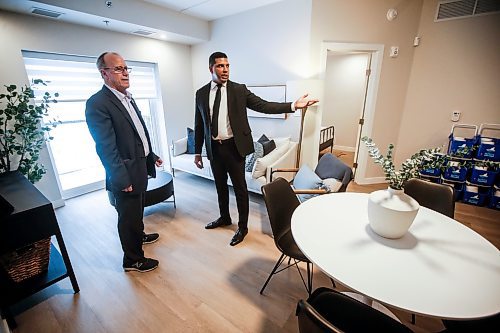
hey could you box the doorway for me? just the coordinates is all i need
[319,42,384,184]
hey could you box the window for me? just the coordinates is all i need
[22,51,166,198]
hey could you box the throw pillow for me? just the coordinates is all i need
[321,178,342,193]
[273,136,291,148]
[252,142,290,179]
[293,164,323,202]
[257,134,276,156]
[245,141,264,172]
[186,127,195,154]
[261,140,276,156]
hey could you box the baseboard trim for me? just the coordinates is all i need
[333,145,355,152]
[355,177,387,185]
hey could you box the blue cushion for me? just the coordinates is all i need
[187,127,195,154]
[293,164,323,202]
[245,142,264,172]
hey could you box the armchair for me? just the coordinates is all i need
[271,153,353,201]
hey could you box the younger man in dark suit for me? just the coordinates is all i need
[86,52,163,272]
[194,51,317,246]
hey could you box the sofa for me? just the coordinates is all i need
[170,136,298,194]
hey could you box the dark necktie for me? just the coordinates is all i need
[211,84,222,137]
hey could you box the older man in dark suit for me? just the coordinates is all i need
[86,52,162,272]
[194,51,318,246]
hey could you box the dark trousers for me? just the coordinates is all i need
[114,191,145,265]
[210,138,249,229]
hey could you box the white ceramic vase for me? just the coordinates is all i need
[367,187,420,239]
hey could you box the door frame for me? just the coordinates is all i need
[318,42,384,185]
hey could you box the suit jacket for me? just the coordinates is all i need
[85,85,158,194]
[194,80,292,160]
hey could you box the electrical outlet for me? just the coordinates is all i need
[451,110,461,122]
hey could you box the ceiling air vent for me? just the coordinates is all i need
[132,30,155,36]
[31,7,63,18]
[435,0,500,21]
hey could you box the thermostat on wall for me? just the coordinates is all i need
[390,46,399,58]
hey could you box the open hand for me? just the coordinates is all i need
[294,93,319,109]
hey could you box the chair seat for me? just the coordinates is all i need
[277,229,309,262]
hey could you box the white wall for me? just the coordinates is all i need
[310,0,423,179]
[190,0,313,142]
[0,10,194,204]
[397,0,500,160]
[323,52,369,150]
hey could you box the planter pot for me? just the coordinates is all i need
[367,187,420,239]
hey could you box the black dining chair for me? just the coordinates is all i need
[296,287,414,333]
[404,178,455,324]
[441,312,500,333]
[404,178,455,218]
[260,177,313,296]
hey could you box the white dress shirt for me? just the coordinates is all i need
[210,81,233,140]
[105,84,150,156]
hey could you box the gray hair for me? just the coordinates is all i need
[96,52,121,69]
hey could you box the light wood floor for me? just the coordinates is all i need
[6,171,499,333]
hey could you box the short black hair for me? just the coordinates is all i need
[209,52,228,67]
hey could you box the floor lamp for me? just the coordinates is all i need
[296,107,307,168]
[286,79,324,169]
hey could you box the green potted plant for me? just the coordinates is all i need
[0,79,59,183]
[361,137,445,190]
[361,136,448,238]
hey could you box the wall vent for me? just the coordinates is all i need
[31,7,63,18]
[132,30,155,36]
[435,0,500,21]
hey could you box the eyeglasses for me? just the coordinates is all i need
[101,66,132,74]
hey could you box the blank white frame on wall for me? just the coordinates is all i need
[246,85,287,119]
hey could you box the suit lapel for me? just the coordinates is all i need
[101,86,147,145]
[202,82,211,122]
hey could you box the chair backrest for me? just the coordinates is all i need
[404,178,455,218]
[296,287,413,333]
[261,177,300,247]
[315,153,353,192]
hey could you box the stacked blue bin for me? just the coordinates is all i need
[461,124,499,209]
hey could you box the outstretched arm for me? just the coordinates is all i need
[294,93,319,109]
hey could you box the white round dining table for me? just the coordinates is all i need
[291,192,500,320]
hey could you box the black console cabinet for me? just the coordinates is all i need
[0,171,79,328]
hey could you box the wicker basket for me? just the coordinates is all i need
[0,238,51,283]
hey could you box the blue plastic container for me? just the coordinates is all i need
[462,183,490,206]
[448,138,475,158]
[488,186,500,210]
[443,166,468,182]
[419,174,441,184]
[469,167,499,186]
[441,179,464,202]
[420,168,442,177]
[475,138,499,161]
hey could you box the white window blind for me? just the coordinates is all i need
[22,51,158,101]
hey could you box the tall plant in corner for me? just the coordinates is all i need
[0,79,59,183]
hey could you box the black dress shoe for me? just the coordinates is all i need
[205,218,232,229]
[230,228,248,246]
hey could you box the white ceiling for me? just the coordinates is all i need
[143,0,285,20]
[0,0,285,44]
